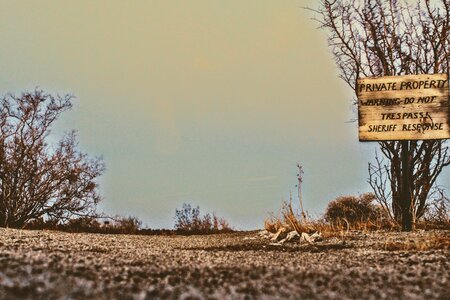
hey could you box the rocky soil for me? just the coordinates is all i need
[0,228,448,299]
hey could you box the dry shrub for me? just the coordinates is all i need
[24,215,143,234]
[174,203,232,234]
[0,90,105,229]
[24,217,59,231]
[26,216,102,233]
[324,193,392,229]
[67,215,142,234]
[383,234,450,251]
[422,188,450,229]
[265,193,397,238]
[111,216,142,234]
[66,216,102,233]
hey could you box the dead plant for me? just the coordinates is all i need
[382,234,450,251]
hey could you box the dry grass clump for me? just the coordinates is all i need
[265,195,397,238]
[327,217,398,232]
[382,234,450,251]
[265,200,342,238]
[264,213,284,233]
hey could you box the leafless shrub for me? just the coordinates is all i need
[65,216,102,233]
[23,217,59,230]
[0,90,105,228]
[174,203,232,234]
[111,215,143,234]
[422,187,450,228]
[24,214,143,234]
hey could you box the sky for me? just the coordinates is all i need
[0,0,447,229]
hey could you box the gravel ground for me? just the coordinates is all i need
[0,228,448,299]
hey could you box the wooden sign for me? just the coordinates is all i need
[357,73,449,141]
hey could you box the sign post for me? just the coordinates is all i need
[357,73,449,231]
[400,140,412,231]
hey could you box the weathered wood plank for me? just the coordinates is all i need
[357,73,449,141]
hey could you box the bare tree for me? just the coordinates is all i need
[313,0,450,230]
[0,90,105,228]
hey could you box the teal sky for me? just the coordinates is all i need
[1,0,447,229]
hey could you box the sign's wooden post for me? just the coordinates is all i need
[400,140,412,231]
[357,73,449,231]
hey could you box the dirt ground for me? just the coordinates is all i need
[0,228,448,299]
